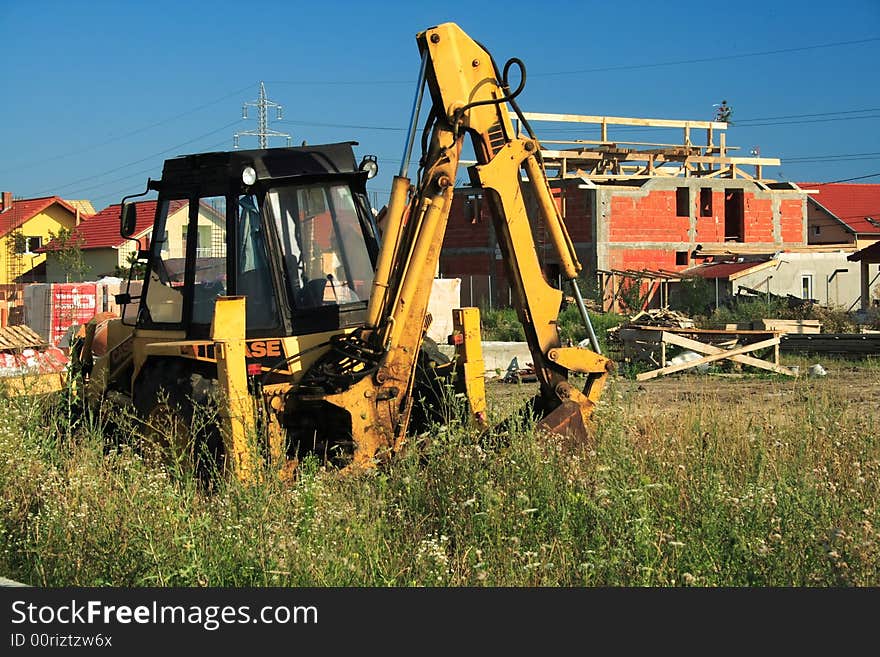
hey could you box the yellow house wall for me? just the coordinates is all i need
[45,248,121,282]
[0,205,77,286]
[161,205,225,259]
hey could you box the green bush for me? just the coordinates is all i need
[480,306,626,353]
[694,297,863,333]
[480,308,525,341]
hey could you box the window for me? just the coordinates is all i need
[267,182,374,309]
[236,195,279,330]
[466,194,482,224]
[191,197,227,325]
[676,251,689,266]
[676,187,690,217]
[699,188,712,217]
[813,225,821,236]
[801,274,814,300]
[140,197,228,327]
[196,225,213,257]
[724,189,744,242]
[14,235,42,254]
[142,201,190,325]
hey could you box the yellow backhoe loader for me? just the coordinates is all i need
[76,22,614,481]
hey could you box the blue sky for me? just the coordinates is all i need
[1,0,879,212]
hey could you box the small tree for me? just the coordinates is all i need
[676,276,715,317]
[47,227,91,283]
[113,250,146,279]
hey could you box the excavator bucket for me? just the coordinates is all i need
[535,400,594,449]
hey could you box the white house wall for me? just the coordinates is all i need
[734,251,880,309]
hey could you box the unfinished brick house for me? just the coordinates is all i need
[437,112,810,311]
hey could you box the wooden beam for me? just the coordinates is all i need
[687,155,781,166]
[635,335,784,381]
[522,111,727,131]
[658,331,795,376]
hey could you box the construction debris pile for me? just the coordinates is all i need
[0,325,68,394]
[606,308,695,353]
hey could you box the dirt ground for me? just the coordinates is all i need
[485,358,880,424]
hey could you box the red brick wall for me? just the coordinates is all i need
[441,183,807,308]
[779,198,805,242]
[553,187,592,242]
[744,196,774,242]
[442,194,491,250]
[607,248,679,272]
[695,190,724,242]
[608,191,690,242]
[439,253,491,275]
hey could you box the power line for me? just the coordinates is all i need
[260,38,880,84]
[533,36,880,77]
[816,172,880,184]
[278,119,405,132]
[265,78,413,87]
[0,84,254,175]
[88,138,237,206]
[733,114,880,128]
[735,108,880,122]
[277,114,877,136]
[783,152,880,163]
[29,120,244,197]
[5,35,877,184]
[271,106,880,136]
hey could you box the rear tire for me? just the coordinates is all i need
[408,337,458,434]
[133,360,224,481]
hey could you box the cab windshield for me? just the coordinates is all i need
[265,182,374,310]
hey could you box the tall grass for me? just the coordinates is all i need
[0,368,877,587]
[481,306,626,352]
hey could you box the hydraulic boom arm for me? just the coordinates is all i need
[294,22,614,467]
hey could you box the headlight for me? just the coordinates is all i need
[359,155,378,179]
[242,166,257,186]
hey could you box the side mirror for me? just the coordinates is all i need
[120,203,138,238]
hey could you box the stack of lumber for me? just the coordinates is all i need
[626,308,695,329]
[0,325,48,351]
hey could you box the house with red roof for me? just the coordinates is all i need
[0,192,86,293]
[43,198,225,283]
[800,182,880,249]
[43,201,156,283]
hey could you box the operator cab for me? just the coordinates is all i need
[119,142,381,339]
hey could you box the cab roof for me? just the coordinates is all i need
[157,142,361,193]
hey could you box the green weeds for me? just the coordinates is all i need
[0,366,877,586]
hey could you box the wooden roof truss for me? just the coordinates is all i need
[518,112,781,182]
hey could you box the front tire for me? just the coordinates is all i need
[133,359,224,481]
